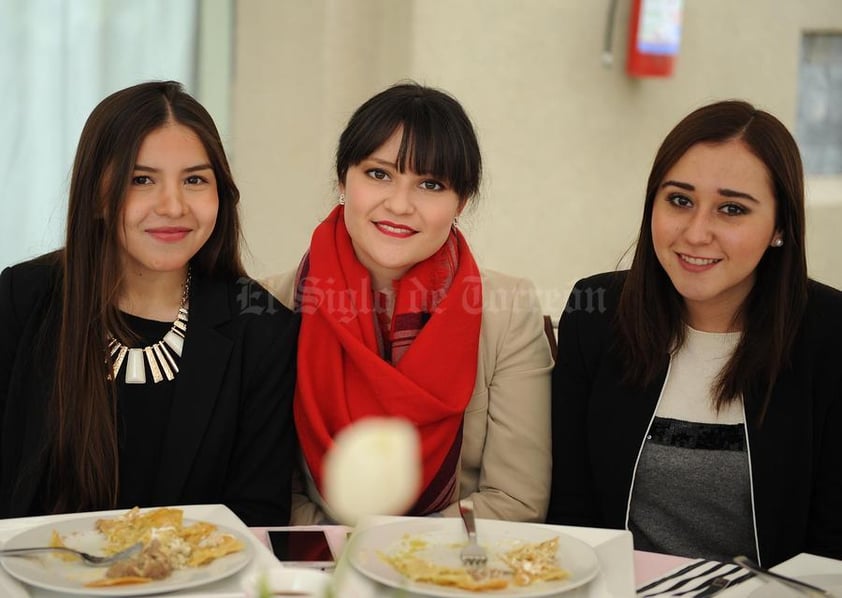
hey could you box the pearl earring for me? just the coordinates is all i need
[772,238,783,247]
[338,193,345,205]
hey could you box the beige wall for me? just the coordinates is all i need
[230,0,842,318]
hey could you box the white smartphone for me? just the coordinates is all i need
[267,530,335,569]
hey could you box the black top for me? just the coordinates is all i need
[115,314,176,509]
[0,254,300,525]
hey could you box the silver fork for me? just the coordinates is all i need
[733,555,836,597]
[0,542,142,567]
[458,499,487,569]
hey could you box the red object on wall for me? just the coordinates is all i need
[626,0,684,78]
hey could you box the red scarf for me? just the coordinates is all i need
[294,206,482,515]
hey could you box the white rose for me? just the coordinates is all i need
[322,417,422,525]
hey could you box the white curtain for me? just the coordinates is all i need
[0,0,198,269]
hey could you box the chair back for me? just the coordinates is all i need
[543,315,558,362]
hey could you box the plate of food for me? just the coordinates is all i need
[347,518,600,596]
[0,506,253,596]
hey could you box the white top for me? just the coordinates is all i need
[656,326,743,423]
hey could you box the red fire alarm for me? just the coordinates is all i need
[626,0,684,78]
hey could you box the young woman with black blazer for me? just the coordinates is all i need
[548,100,842,567]
[0,81,299,525]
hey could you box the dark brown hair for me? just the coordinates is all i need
[617,100,807,419]
[47,80,244,512]
[336,81,482,205]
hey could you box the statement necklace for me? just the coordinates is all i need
[107,269,190,384]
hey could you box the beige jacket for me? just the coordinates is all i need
[263,268,553,523]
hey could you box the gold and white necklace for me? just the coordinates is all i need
[107,269,190,384]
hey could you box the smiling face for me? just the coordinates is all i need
[651,139,781,331]
[341,127,463,289]
[118,123,219,280]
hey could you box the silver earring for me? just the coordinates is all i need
[772,238,783,247]
[338,193,345,205]
[453,217,459,227]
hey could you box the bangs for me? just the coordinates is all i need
[336,83,481,200]
[395,113,474,198]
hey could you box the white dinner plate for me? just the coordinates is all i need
[0,512,253,596]
[745,573,842,597]
[348,518,600,596]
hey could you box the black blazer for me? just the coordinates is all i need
[0,255,300,526]
[548,271,842,567]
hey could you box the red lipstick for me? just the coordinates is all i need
[374,220,417,238]
[147,227,190,242]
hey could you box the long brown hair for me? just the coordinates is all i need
[617,100,807,420]
[47,80,244,512]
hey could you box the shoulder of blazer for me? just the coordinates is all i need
[479,268,534,296]
[805,279,842,325]
[189,273,298,332]
[478,268,542,333]
[793,279,842,359]
[1,252,62,321]
[559,271,626,351]
[568,271,626,309]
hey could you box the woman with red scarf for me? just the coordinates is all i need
[267,82,553,523]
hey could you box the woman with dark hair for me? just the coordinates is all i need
[0,80,299,525]
[267,82,553,523]
[547,99,842,566]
